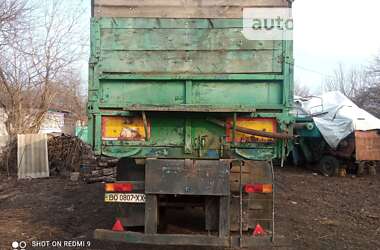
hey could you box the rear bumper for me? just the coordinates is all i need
[94,229,273,248]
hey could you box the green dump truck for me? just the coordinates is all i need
[88,0,294,247]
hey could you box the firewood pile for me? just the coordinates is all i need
[79,156,118,183]
[0,134,118,182]
[0,137,17,175]
[48,134,94,175]
[48,134,118,183]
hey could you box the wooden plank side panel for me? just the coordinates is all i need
[94,230,229,246]
[95,0,289,7]
[100,50,281,74]
[100,28,281,51]
[355,131,380,161]
[94,0,290,18]
[97,18,255,29]
[96,7,258,18]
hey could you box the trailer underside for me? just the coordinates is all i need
[94,158,275,248]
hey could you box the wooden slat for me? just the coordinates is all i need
[100,50,281,74]
[205,197,219,231]
[95,0,289,7]
[98,18,256,29]
[355,131,380,161]
[101,28,280,51]
[219,196,230,237]
[144,195,158,234]
[95,6,246,18]
[94,1,290,18]
[94,230,230,246]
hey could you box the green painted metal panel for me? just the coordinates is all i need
[100,81,185,105]
[88,17,294,160]
[99,74,285,81]
[99,80,282,107]
[149,116,185,146]
[100,50,281,74]
[191,81,283,106]
[75,126,88,143]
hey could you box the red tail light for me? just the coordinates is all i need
[244,184,273,193]
[105,183,133,192]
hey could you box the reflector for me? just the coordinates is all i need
[253,224,265,236]
[262,184,273,193]
[112,219,124,232]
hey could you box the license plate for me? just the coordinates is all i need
[104,193,146,203]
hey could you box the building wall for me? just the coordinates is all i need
[0,109,76,136]
[0,108,8,136]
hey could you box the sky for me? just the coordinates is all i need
[77,0,380,94]
[293,0,380,93]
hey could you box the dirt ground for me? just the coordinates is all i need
[0,166,379,250]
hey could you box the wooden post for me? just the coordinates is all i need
[219,195,230,238]
[145,194,158,234]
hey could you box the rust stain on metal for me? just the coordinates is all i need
[355,130,380,161]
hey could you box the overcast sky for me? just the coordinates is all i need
[293,0,380,93]
[78,0,380,94]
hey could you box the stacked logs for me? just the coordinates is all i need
[81,157,118,183]
[48,134,118,183]
[48,134,94,175]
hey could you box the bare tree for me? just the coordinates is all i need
[324,63,370,99]
[294,80,311,97]
[354,55,380,118]
[0,0,28,47]
[0,0,86,136]
[368,54,380,85]
[0,0,87,174]
[50,72,87,122]
[324,56,380,118]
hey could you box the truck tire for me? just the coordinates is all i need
[292,146,304,167]
[319,155,340,177]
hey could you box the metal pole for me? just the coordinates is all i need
[239,161,243,247]
[270,160,275,241]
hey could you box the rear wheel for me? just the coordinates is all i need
[319,155,340,177]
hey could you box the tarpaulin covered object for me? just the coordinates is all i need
[297,91,380,149]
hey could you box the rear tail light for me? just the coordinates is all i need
[105,183,133,192]
[244,184,273,193]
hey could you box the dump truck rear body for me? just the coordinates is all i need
[88,0,294,247]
